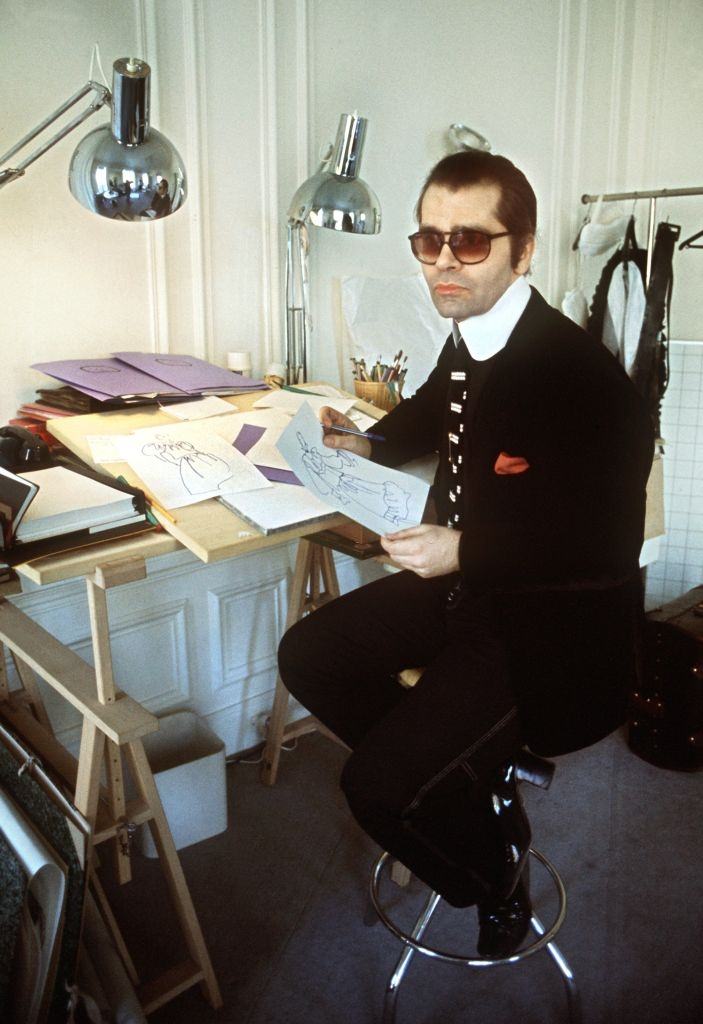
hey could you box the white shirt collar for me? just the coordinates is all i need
[452,275,531,361]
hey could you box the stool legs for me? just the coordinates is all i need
[372,849,581,1024]
[383,889,442,1024]
[531,911,582,1024]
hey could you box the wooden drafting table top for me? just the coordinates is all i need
[19,387,381,584]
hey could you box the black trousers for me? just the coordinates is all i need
[277,569,523,907]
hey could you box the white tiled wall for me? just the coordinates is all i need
[645,342,703,610]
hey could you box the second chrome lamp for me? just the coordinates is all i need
[285,112,381,384]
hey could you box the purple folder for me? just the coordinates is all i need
[32,358,189,400]
[113,352,266,394]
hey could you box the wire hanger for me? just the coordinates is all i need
[571,203,592,250]
[678,226,703,250]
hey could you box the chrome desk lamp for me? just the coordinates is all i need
[285,112,381,383]
[0,57,186,221]
[448,123,491,152]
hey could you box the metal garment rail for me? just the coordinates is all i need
[581,185,703,286]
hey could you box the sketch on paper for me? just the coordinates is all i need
[141,434,234,495]
[276,403,429,536]
[118,422,271,509]
[296,433,411,526]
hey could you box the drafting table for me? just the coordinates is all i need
[0,385,382,1013]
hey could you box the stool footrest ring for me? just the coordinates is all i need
[370,848,582,1024]
[370,848,566,966]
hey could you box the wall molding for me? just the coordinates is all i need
[257,0,282,369]
[605,0,629,190]
[135,0,170,353]
[181,0,214,360]
[545,0,588,303]
[207,576,286,692]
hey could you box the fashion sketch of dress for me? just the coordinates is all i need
[297,433,411,526]
[141,436,233,494]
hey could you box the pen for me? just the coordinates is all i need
[324,424,386,443]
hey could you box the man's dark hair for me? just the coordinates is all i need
[416,151,537,268]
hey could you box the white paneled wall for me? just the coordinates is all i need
[11,545,386,756]
[646,342,703,610]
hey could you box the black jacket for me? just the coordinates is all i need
[368,288,654,755]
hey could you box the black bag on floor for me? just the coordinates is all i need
[628,586,703,771]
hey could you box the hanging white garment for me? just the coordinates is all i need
[561,287,589,327]
[577,196,628,257]
[601,259,647,375]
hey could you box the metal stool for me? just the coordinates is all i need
[369,847,581,1024]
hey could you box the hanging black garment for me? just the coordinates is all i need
[588,217,679,436]
[630,221,680,435]
[587,216,648,366]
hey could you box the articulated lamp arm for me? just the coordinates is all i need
[0,80,110,189]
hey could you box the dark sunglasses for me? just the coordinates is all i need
[408,228,511,265]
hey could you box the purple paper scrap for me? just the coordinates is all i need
[233,423,265,455]
[232,424,301,485]
[256,466,302,485]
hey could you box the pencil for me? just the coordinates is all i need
[324,424,385,443]
[146,495,177,524]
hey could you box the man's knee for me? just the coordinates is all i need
[277,618,313,693]
[340,748,409,821]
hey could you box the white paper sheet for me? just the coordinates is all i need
[220,482,334,534]
[192,407,292,470]
[341,273,448,397]
[159,395,236,420]
[86,434,126,464]
[243,431,290,470]
[276,403,430,536]
[201,407,292,445]
[252,389,357,417]
[119,421,271,508]
[348,411,379,432]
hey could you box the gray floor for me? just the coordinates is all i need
[103,728,703,1024]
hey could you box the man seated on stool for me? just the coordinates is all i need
[278,150,653,958]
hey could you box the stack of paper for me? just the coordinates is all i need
[15,467,143,542]
[32,352,266,404]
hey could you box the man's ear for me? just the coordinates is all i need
[515,235,535,275]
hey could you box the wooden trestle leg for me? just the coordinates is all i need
[260,539,343,786]
[0,555,223,1014]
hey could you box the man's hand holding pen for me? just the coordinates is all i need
[320,406,373,459]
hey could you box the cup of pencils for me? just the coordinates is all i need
[351,352,407,412]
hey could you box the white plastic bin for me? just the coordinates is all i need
[137,710,227,858]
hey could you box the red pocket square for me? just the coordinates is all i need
[494,451,530,475]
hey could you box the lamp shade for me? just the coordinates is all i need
[69,58,186,221]
[287,113,381,234]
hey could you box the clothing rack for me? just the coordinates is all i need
[581,185,703,286]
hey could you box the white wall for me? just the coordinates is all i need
[2,0,702,751]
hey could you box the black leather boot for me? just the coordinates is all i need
[476,861,531,959]
[487,759,531,899]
